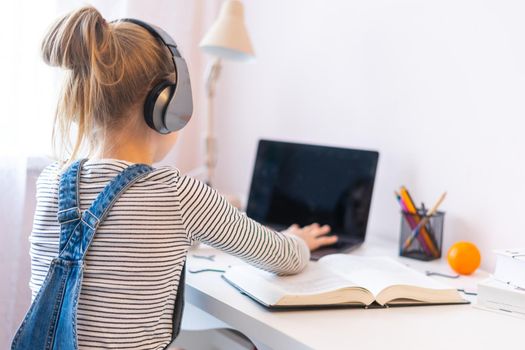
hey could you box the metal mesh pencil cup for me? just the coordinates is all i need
[399,211,444,261]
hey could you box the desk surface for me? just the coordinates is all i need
[183,237,523,350]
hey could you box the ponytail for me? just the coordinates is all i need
[41,6,175,167]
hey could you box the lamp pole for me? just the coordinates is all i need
[204,58,222,186]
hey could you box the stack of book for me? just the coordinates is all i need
[477,249,525,318]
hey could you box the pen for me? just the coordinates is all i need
[400,187,441,256]
[419,201,440,252]
[420,203,427,215]
[395,192,432,255]
[419,202,433,234]
[402,192,447,255]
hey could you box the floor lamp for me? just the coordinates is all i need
[199,0,255,186]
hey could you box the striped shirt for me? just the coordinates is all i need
[29,159,310,350]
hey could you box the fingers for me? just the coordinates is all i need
[312,224,331,237]
[285,222,337,251]
[304,223,320,231]
[311,235,338,251]
[318,235,338,245]
[303,223,331,237]
[300,223,335,251]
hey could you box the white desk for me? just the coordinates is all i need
[182,237,523,350]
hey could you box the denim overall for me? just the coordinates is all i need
[12,159,186,349]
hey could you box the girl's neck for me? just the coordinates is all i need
[92,126,155,165]
[92,146,154,165]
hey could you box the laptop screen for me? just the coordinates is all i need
[246,140,379,241]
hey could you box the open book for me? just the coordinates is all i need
[222,255,468,309]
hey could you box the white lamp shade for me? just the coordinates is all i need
[199,0,255,61]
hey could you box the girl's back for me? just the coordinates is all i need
[31,159,310,349]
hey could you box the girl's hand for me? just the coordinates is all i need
[284,223,338,251]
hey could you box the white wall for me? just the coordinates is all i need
[209,0,525,270]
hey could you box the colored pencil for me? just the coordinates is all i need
[399,186,441,257]
[395,192,432,255]
[402,192,447,255]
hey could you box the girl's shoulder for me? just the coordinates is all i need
[37,159,184,189]
[37,160,61,187]
[144,164,182,187]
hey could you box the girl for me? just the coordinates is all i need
[25,6,336,350]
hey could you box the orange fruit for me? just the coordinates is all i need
[447,241,481,275]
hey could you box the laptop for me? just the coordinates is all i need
[246,140,379,260]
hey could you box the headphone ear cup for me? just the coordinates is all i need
[144,80,175,134]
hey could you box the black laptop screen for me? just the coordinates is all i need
[246,140,379,240]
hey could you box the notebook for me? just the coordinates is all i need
[222,255,468,309]
[246,140,379,260]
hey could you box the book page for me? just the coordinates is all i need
[320,255,452,297]
[259,263,361,295]
[227,263,359,296]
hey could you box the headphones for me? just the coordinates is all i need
[117,18,193,134]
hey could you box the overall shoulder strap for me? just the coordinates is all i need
[58,163,153,261]
[57,159,88,252]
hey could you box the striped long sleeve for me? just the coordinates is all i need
[176,174,310,274]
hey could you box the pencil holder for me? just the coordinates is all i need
[399,211,444,261]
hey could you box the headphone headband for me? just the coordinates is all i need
[117,18,182,57]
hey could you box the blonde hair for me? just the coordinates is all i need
[41,6,175,167]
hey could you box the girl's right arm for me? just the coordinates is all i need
[176,175,311,275]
